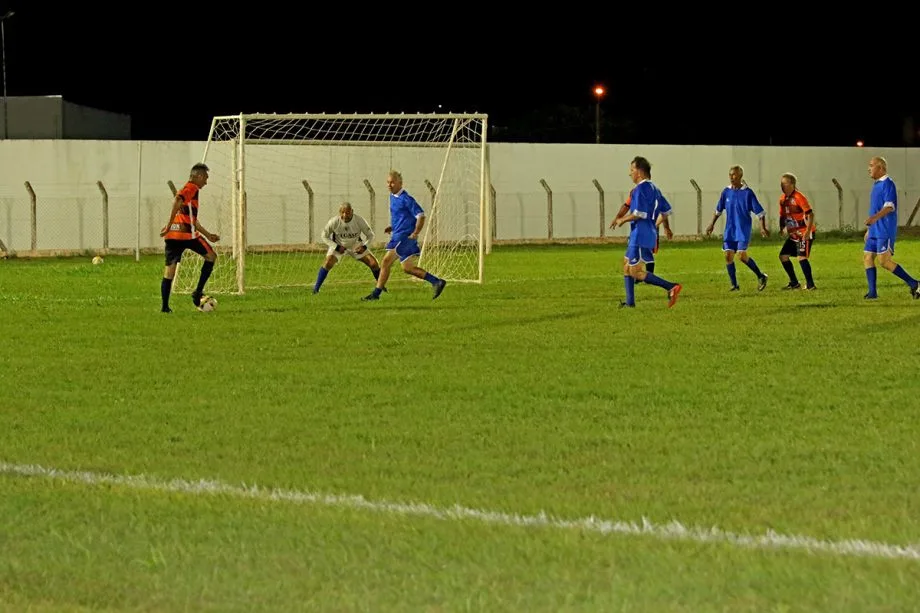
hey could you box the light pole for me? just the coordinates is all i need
[593,85,605,144]
[1,10,13,139]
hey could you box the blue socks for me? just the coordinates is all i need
[622,269,676,305]
[423,272,441,286]
[892,264,916,288]
[744,258,764,279]
[624,275,635,305]
[728,259,765,287]
[727,263,738,287]
[644,273,676,291]
[314,267,329,292]
[865,264,917,297]
[866,267,877,296]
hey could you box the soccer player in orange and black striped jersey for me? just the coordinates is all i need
[159,162,220,312]
[777,172,816,290]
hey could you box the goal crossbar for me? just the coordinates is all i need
[240,140,482,148]
[212,112,488,121]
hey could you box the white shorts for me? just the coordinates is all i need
[327,246,374,261]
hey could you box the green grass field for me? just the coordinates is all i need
[2,235,920,612]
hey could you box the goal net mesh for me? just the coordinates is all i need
[172,113,488,295]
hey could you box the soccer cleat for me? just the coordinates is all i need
[804,284,817,291]
[758,274,768,291]
[161,307,173,313]
[911,283,920,299]
[618,301,635,308]
[782,282,801,290]
[432,279,447,300]
[668,284,683,308]
[361,293,380,301]
[191,290,203,307]
[864,293,878,300]
[729,285,740,292]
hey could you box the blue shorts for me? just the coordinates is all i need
[864,237,894,255]
[387,236,421,262]
[625,244,655,266]
[722,240,749,252]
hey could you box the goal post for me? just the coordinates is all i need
[172,112,490,295]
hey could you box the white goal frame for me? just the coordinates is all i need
[181,112,490,295]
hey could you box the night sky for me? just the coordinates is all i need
[3,3,916,147]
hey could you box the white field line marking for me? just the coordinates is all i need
[3,461,918,562]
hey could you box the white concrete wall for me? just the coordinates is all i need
[0,139,917,253]
[489,143,920,241]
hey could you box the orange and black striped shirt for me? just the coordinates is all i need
[779,190,814,238]
[164,182,200,240]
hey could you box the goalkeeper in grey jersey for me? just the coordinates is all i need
[313,202,381,293]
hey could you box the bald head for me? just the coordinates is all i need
[868,156,888,180]
[339,201,354,222]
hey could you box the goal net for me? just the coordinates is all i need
[172,112,490,295]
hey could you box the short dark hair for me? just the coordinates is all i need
[631,156,651,176]
[191,162,209,175]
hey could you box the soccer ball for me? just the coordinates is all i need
[92,256,104,265]
[198,296,217,312]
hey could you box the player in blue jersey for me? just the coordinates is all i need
[705,165,770,291]
[362,170,447,301]
[610,175,673,274]
[613,156,682,308]
[862,156,920,300]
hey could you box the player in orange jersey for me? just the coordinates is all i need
[159,163,220,312]
[777,172,816,290]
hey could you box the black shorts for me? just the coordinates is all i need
[165,237,215,266]
[780,236,813,259]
